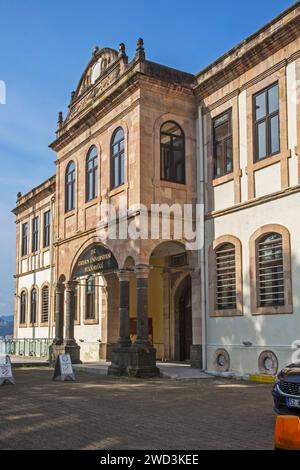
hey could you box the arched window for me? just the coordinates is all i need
[215,243,237,310]
[20,291,27,325]
[65,161,76,212]
[86,146,98,202]
[250,225,292,315]
[161,121,185,184]
[210,235,243,317]
[256,233,284,307]
[41,286,49,324]
[86,277,95,320]
[30,288,37,324]
[111,127,125,189]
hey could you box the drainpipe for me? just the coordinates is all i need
[48,195,55,342]
[196,105,207,371]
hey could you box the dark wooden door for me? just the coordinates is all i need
[179,281,192,361]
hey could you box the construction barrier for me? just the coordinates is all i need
[275,416,300,450]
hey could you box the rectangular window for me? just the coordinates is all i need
[253,83,280,161]
[21,223,28,257]
[43,211,51,248]
[86,279,95,320]
[32,216,39,253]
[213,110,233,178]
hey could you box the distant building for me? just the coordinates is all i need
[13,2,300,377]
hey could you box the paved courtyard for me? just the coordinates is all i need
[0,368,275,450]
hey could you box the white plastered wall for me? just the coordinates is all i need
[17,268,53,339]
[205,193,300,375]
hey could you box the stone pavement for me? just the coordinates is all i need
[0,368,276,450]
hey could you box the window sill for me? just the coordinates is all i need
[210,309,243,317]
[108,183,128,198]
[19,324,28,328]
[83,319,99,325]
[251,149,291,172]
[65,209,76,218]
[212,170,241,187]
[158,180,187,191]
[252,305,293,315]
[85,198,102,210]
[40,322,49,327]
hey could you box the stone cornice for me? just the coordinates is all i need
[195,4,300,97]
[12,175,56,216]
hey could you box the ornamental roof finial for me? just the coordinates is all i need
[93,46,99,57]
[136,38,145,60]
[118,42,126,58]
[56,111,63,136]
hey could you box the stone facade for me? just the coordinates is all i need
[13,2,300,376]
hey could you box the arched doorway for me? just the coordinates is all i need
[178,276,192,361]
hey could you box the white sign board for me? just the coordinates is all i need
[0,355,15,385]
[53,354,75,382]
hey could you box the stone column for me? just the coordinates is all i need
[50,280,80,364]
[128,265,159,378]
[117,270,131,347]
[108,270,132,376]
[59,280,81,364]
[190,269,203,369]
[54,283,64,345]
[161,269,171,361]
[64,281,76,345]
[135,265,151,346]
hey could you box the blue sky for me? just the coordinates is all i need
[0,0,293,316]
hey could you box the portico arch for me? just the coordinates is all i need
[147,240,202,367]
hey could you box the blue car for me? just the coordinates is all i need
[273,364,300,416]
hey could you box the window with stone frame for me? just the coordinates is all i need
[253,82,280,161]
[86,277,95,320]
[30,288,37,324]
[65,161,76,212]
[161,121,185,184]
[110,128,125,189]
[213,109,233,178]
[32,216,39,253]
[215,243,237,310]
[41,286,49,323]
[256,233,284,307]
[86,146,98,202]
[20,291,27,325]
[250,225,292,316]
[21,222,28,257]
[43,210,51,248]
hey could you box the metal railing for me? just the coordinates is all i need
[0,338,52,359]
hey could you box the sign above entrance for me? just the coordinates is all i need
[73,245,118,278]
